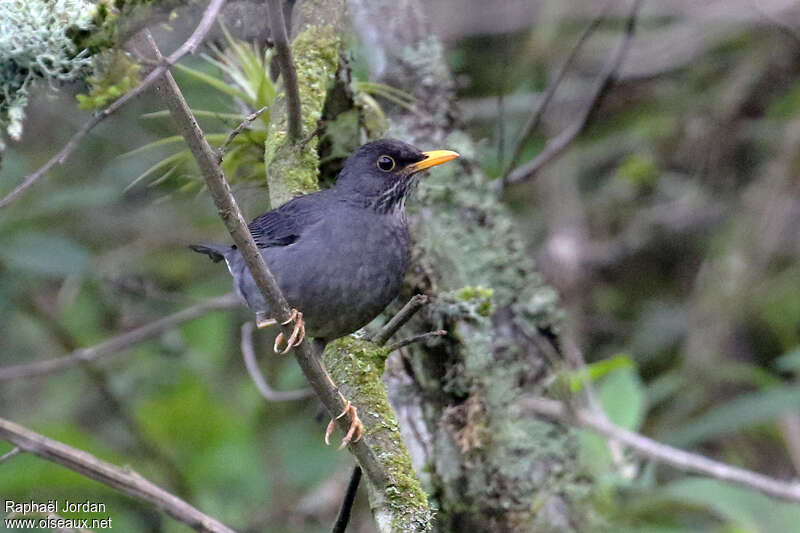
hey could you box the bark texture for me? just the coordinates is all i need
[348,1,592,531]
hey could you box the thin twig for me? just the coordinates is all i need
[266,0,303,142]
[0,0,228,209]
[0,417,236,533]
[503,0,644,188]
[240,322,313,401]
[499,0,613,191]
[0,446,21,464]
[386,330,447,353]
[298,120,323,150]
[332,466,362,533]
[0,294,239,382]
[372,295,430,346]
[218,106,269,162]
[521,396,800,504]
[145,32,389,491]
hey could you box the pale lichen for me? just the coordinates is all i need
[0,0,95,142]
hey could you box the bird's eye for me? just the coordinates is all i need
[377,155,395,172]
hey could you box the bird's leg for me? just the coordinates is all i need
[312,339,364,450]
[255,311,278,329]
[325,399,364,450]
[273,308,306,354]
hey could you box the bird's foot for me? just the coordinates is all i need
[273,309,305,354]
[325,400,363,450]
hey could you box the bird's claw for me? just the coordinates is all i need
[325,400,363,450]
[268,309,305,354]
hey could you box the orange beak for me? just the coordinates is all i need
[404,150,460,174]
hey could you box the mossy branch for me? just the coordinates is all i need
[264,0,343,207]
[324,337,433,532]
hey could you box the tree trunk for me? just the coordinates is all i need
[347,1,592,531]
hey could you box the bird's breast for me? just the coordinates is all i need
[266,210,411,338]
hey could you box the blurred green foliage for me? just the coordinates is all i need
[2,2,800,532]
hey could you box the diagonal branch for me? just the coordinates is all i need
[371,294,430,346]
[502,0,644,188]
[144,31,390,492]
[386,330,447,353]
[0,417,236,533]
[0,294,239,382]
[521,396,800,504]
[266,0,303,142]
[499,0,613,190]
[0,0,227,209]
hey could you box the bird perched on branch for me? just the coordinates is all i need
[191,138,459,445]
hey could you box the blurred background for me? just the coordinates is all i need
[2,0,800,531]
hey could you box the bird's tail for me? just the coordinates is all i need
[189,244,228,263]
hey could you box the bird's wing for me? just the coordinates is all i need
[247,192,325,248]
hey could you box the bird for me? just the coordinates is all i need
[190,138,459,446]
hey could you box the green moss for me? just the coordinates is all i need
[324,337,433,531]
[454,285,495,317]
[265,25,340,206]
[76,50,141,109]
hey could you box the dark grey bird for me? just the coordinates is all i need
[190,138,459,347]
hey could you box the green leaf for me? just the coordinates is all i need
[141,109,247,121]
[569,354,635,393]
[660,478,800,533]
[775,347,800,373]
[669,386,800,447]
[124,151,189,192]
[1,232,90,277]
[174,63,253,104]
[119,135,187,158]
[599,366,645,431]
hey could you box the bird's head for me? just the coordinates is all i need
[335,139,459,213]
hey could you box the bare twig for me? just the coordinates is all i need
[0,417,236,533]
[298,120,323,150]
[372,295,430,346]
[503,0,644,188]
[331,466,362,533]
[0,0,227,209]
[521,396,800,504]
[240,322,313,401]
[266,0,303,142]
[146,32,389,491]
[499,0,613,191]
[218,106,269,162]
[0,294,239,382]
[386,330,447,353]
[0,446,21,464]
